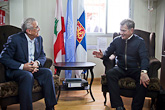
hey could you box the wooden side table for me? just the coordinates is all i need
[54,62,96,101]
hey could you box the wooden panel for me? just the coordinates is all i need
[161,15,165,90]
[161,56,165,89]
[162,15,165,55]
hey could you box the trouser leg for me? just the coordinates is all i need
[12,70,34,110]
[129,69,147,110]
[106,67,126,108]
[132,84,147,110]
[33,68,57,107]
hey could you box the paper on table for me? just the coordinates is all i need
[68,83,81,88]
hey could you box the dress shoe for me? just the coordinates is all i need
[116,106,125,110]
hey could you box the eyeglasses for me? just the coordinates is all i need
[29,26,39,31]
[32,26,39,30]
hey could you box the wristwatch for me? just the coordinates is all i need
[141,70,147,74]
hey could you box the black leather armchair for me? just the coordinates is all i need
[0,25,60,110]
[101,29,161,109]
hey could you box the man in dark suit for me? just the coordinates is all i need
[93,19,150,110]
[0,18,57,110]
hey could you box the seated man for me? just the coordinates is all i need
[0,18,57,110]
[93,19,150,110]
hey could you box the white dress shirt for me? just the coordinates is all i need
[19,33,35,70]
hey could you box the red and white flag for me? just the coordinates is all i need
[53,0,65,74]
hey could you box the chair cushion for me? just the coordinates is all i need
[101,74,160,91]
[0,75,60,98]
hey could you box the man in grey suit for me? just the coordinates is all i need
[0,18,57,110]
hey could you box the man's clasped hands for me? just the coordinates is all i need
[23,61,39,73]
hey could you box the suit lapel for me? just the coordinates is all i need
[34,38,39,59]
[21,33,28,61]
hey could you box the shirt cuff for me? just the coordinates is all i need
[141,70,147,74]
[19,64,24,70]
[35,60,40,66]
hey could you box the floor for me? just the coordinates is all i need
[2,78,152,110]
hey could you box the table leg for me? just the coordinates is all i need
[57,85,61,101]
[56,69,61,101]
[86,70,89,93]
[89,68,95,101]
[56,69,61,76]
[83,69,88,81]
[86,70,89,81]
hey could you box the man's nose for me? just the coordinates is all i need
[38,27,40,31]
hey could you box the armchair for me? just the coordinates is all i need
[0,25,60,110]
[101,29,161,109]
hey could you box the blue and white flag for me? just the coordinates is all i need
[65,0,75,78]
[75,0,87,78]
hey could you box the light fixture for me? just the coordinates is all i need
[148,0,154,11]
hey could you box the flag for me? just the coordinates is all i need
[54,0,65,74]
[65,0,75,78]
[75,0,87,78]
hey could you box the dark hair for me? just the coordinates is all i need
[21,18,36,32]
[120,19,135,29]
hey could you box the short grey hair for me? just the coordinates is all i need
[21,18,36,32]
[120,19,135,29]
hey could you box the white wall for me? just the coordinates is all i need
[155,0,165,78]
[133,0,157,32]
[9,0,23,26]
[9,0,163,78]
[155,0,165,60]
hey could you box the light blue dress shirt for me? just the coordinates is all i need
[19,33,36,70]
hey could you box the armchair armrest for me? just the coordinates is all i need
[149,57,161,78]
[103,58,115,74]
[0,63,6,83]
[43,58,53,69]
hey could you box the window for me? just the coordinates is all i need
[85,0,106,33]
[84,0,131,34]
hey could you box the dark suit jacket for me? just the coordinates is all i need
[0,32,46,79]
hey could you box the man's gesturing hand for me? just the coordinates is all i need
[140,72,150,88]
[93,49,103,58]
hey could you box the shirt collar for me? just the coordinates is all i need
[25,33,35,43]
[127,34,133,40]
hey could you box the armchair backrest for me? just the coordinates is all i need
[0,25,22,53]
[0,25,22,82]
[113,29,156,58]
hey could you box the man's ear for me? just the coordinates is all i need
[130,28,134,34]
[26,29,31,34]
